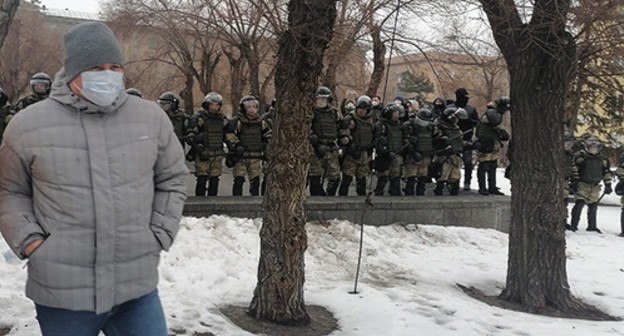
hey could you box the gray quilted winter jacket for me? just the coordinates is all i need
[0,69,188,313]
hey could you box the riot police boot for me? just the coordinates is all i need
[326,178,340,196]
[233,176,245,196]
[195,176,208,196]
[374,176,388,196]
[434,182,445,196]
[250,176,261,196]
[404,177,416,195]
[620,209,624,237]
[207,176,220,196]
[309,176,326,196]
[586,203,601,233]
[261,177,267,196]
[389,177,402,196]
[487,161,504,195]
[355,177,367,196]
[338,175,353,196]
[449,181,460,196]
[569,199,585,232]
[477,164,488,195]
[416,177,427,196]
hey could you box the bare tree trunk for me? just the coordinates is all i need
[248,0,337,326]
[224,49,246,116]
[181,62,195,113]
[0,0,19,51]
[480,0,588,311]
[365,24,385,98]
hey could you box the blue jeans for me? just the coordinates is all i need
[35,290,167,336]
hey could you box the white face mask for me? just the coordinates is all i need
[78,70,124,106]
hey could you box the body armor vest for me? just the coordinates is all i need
[239,120,264,152]
[352,117,374,149]
[312,107,338,142]
[476,122,499,142]
[200,112,225,151]
[414,124,434,153]
[440,123,463,152]
[384,120,403,151]
[579,154,604,185]
[169,111,186,138]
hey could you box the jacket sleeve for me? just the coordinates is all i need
[0,133,46,259]
[150,112,189,251]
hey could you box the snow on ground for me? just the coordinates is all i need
[1,172,624,335]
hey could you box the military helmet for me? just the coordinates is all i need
[495,96,510,113]
[416,108,432,121]
[158,91,180,110]
[125,88,143,98]
[30,72,51,95]
[441,107,459,122]
[0,87,8,107]
[355,95,372,110]
[202,92,224,110]
[316,86,333,103]
[485,109,503,126]
[382,103,404,120]
[584,137,601,153]
[239,95,259,114]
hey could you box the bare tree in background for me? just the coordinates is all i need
[248,0,337,325]
[0,0,19,50]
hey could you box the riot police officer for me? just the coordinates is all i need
[568,137,612,233]
[450,88,479,190]
[158,91,187,148]
[225,95,272,196]
[475,97,510,195]
[402,108,443,195]
[338,95,375,196]
[373,103,405,196]
[432,107,469,196]
[186,92,228,196]
[308,86,346,196]
[13,72,51,112]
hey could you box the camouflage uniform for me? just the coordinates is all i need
[373,105,404,196]
[401,113,442,195]
[568,140,612,233]
[433,117,464,195]
[185,109,227,196]
[5,93,48,126]
[338,112,374,196]
[168,109,188,148]
[225,112,272,196]
[475,104,510,196]
[309,105,345,196]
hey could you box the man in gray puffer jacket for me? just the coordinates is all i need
[0,22,188,335]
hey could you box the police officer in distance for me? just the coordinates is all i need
[225,95,272,196]
[449,88,479,190]
[158,91,188,148]
[308,86,346,196]
[373,103,405,196]
[338,95,375,196]
[474,97,510,195]
[5,72,52,126]
[568,137,612,233]
[432,107,469,196]
[185,92,228,196]
[402,108,443,195]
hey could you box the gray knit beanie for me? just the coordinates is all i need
[63,21,124,81]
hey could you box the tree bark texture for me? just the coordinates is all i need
[365,24,385,98]
[480,0,587,311]
[248,0,337,326]
[0,0,19,51]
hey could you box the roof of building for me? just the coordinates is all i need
[44,8,100,21]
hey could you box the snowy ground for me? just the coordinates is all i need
[1,172,624,336]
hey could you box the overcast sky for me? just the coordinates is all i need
[39,0,101,13]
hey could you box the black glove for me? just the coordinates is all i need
[604,184,612,195]
[411,150,422,162]
[315,144,327,158]
[346,143,359,157]
[463,141,473,151]
[388,151,396,161]
[310,134,319,147]
[377,136,388,146]
[225,154,238,168]
[236,145,245,156]
[496,128,510,141]
[185,150,195,162]
[193,133,207,144]
[569,178,579,193]
[472,140,482,151]
[409,135,419,146]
